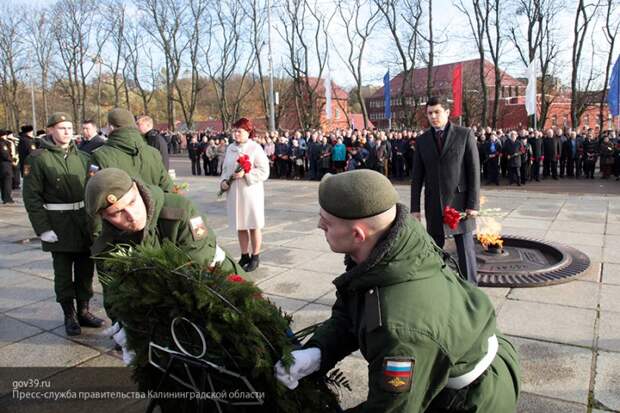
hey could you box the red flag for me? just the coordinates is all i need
[452,64,463,118]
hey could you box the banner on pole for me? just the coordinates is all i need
[383,71,391,120]
[525,59,537,116]
[325,70,332,120]
[608,55,620,117]
[452,63,463,118]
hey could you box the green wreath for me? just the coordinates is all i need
[98,241,348,412]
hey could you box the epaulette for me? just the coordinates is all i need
[159,207,185,220]
[29,149,45,158]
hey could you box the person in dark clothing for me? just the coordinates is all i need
[199,136,211,176]
[504,131,523,186]
[78,120,106,154]
[187,135,202,176]
[0,130,15,203]
[274,137,290,179]
[307,134,321,180]
[561,131,579,178]
[582,131,599,179]
[542,129,560,179]
[18,125,38,177]
[483,133,501,185]
[519,136,532,184]
[136,115,170,170]
[529,131,542,182]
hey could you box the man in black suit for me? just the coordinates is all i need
[542,128,560,179]
[411,96,481,284]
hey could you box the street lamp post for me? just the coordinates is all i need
[29,64,37,131]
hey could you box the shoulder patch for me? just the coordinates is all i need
[29,149,44,158]
[381,357,414,393]
[159,207,185,220]
[189,216,207,241]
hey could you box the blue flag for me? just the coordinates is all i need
[609,55,620,117]
[384,71,391,119]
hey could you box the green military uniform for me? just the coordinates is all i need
[308,205,520,412]
[22,136,95,304]
[86,169,243,319]
[305,170,520,412]
[88,126,173,192]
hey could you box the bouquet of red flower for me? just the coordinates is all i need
[218,154,252,197]
[443,206,502,230]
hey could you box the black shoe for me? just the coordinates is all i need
[77,300,105,328]
[238,253,251,268]
[244,254,259,272]
[60,301,81,336]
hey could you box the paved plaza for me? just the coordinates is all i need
[0,171,619,412]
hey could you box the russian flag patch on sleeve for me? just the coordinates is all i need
[382,357,414,393]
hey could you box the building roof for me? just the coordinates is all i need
[349,113,375,129]
[304,77,349,100]
[370,59,525,99]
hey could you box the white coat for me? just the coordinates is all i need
[220,139,270,230]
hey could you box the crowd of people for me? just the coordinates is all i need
[177,125,620,185]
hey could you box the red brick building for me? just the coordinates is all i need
[366,59,616,132]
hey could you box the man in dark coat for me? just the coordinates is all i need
[503,131,523,186]
[411,96,480,284]
[18,125,38,177]
[529,130,543,182]
[561,131,579,177]
[483,133,501,185]
[78,120,106,154]
[136,115,170,170]
[542,128,560,179]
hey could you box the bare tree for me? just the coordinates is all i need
[598,0,619,131]
[50,0,103,124]
[245,0,271,128]
[103,0,129,109]
[455,0,489,126]
[509,0,562,127]
[570,0,600,128]
[374,0,423,127]
[123,21,157,114]
[0,7,26,129]
[278,0,334,129]
[484,0,504,128]
[335,0,380,128]
[26,7,55,124]
[204,1,256,129]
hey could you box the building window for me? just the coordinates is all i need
[552,115,557,126]
[563,115,569,126]
[584,114,590,126]
[514,86,519,96]
[335,109,340,119]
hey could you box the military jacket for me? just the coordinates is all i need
[22,137,91,253]
[92,182,242,275]
[88,127,173,192]
[308,204,515,412]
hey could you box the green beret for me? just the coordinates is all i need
[47,112,72,127]
[107,108,136,128]
[319,170,398,219]
[85,168,134,217]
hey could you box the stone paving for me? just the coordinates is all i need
[0,176,619,412]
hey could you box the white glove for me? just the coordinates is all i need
[274,347,321,390]
[40,230,58,243]
[108,323,136,366]
[103,322,121,337]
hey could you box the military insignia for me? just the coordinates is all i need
[60,115,66,121]
[88,164,100,176]
[106,194,118,204]
[189,216,207,241]
[381,357,414,393]
[30,144,36,150]
[23,165,31,176]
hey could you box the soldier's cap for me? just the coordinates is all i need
[85,168,134,217]
[47,112,72,128]
[20,125,33,134]
[107,108,136,128]
[319,169,398,220]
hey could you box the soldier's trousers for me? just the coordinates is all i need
[530,160,540,181]
[12,164,19,189]
[0,162,13,202]
[52,252,95,303]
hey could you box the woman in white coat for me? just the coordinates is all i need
[220,118,270,272]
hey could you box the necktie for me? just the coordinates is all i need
[436,129,444,153]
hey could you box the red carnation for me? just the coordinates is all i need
[227,274,245,283]
[237,154,252,173]
[443,206,463,230]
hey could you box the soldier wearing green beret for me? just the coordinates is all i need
[85,167,243,284]
[87,108,173,192]
[23,112,105,336]
[274,169,520,412]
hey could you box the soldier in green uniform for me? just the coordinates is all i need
[275,169,520,412]
[84,168,244,362]
[88,108,173,192]
[22,113,105,336]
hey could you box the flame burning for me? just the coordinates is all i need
[476,216,504,249]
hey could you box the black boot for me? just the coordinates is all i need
[77,300,105,328]
[238,253,251,268]
[60,301,81,336]
[244,254,260,272]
